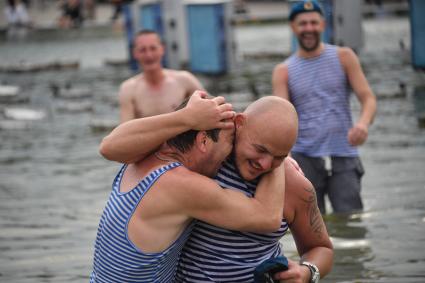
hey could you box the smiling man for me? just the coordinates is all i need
[272,1,376,215]
[92,93,288,282]
[100,93,334,283]
[118,30,204,123]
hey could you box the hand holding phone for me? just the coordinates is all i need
[253,256,289,283]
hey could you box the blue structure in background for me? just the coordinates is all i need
[125,0,234,74]
[186,3,227,74]
[320,0,334,43]
[123,4,138,72]
[139,3,163,32]
[409,0,425,69]
[137,3,168,67]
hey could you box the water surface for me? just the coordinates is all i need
[1,16,424,282]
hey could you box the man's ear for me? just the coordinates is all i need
[320,19,326,31]
[234,113,246,129]
[132,46,137,60]
[195,131,209,153]
[159,43,165,56]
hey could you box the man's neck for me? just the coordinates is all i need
[297,43,325,59]
[144,68,165,86]
[154,150,185,164]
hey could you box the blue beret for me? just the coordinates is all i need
[289,1,323,21]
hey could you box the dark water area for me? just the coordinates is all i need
[1,16,425,282]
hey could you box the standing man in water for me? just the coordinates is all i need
[118,30,204,123]
[100,93,334,283]
[272,1,376,214]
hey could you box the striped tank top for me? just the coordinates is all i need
[90,162,194,283]
[286,44,358,157]
[175,159,288,282]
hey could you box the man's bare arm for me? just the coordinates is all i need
[173,161,285,233]
[180,71,205,98]
[293,186,334,281]
[287,169,334,278]
[339,47,377,146]
[277,166,333,281]
[272,63,290,100]
[100,91,235,163]
[118,82,138,123]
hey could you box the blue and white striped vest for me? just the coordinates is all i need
[175,159,288,282]
[90,162,194,283]
[286,44,358,157]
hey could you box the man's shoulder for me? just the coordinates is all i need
[273,62,289,73]
[336,46,357,62]
[165,69,196,82]
[284,159,313,198]
[165,68,191,76]
[284,159,316,223]
[158,166,210,189]
[121,73,143,87]
[164,69,202,93]
[119,74,144,95]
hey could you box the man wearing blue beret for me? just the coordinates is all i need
[288,0,323,21]
[273,1,377,215]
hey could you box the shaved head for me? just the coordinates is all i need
[244,96,298,150]
[233,96,298,180]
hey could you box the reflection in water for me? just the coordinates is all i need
[413,86,425,128]
[325,213,369,239]
[321,213,371,283]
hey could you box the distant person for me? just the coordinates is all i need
[367,0,385,17]
[100,94,334,283]
[272,1,377,214]
[4,0,31,39]
[21,0,30,8]
[4,0,31,28]
[83,0,96,21]
[91,93,288,282]
[366,0,382,7]
[234,0,248,14]
[118,30,204,123]
[110,0,122,22]
[58,0,83,28]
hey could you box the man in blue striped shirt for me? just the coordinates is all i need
[273,1,377,214]
[92,92,289,282]
[102,92,334,282]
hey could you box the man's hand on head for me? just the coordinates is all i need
[185,90,235,131]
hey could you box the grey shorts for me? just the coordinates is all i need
[291,152,365,214]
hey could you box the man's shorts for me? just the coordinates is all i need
[291,152,365,214]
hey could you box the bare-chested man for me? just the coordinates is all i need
[118,30,204,123]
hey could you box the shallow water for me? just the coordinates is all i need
[1,16,425,282]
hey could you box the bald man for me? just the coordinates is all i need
[101,93,334,283]
[91,94,288,282]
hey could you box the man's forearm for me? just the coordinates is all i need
[100,109,192,163]
[253,163,286,229]
[358,94,377,127]
[300,246,334,279]
[100,92,235,164]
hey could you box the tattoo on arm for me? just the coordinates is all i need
[302,187,323,238]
